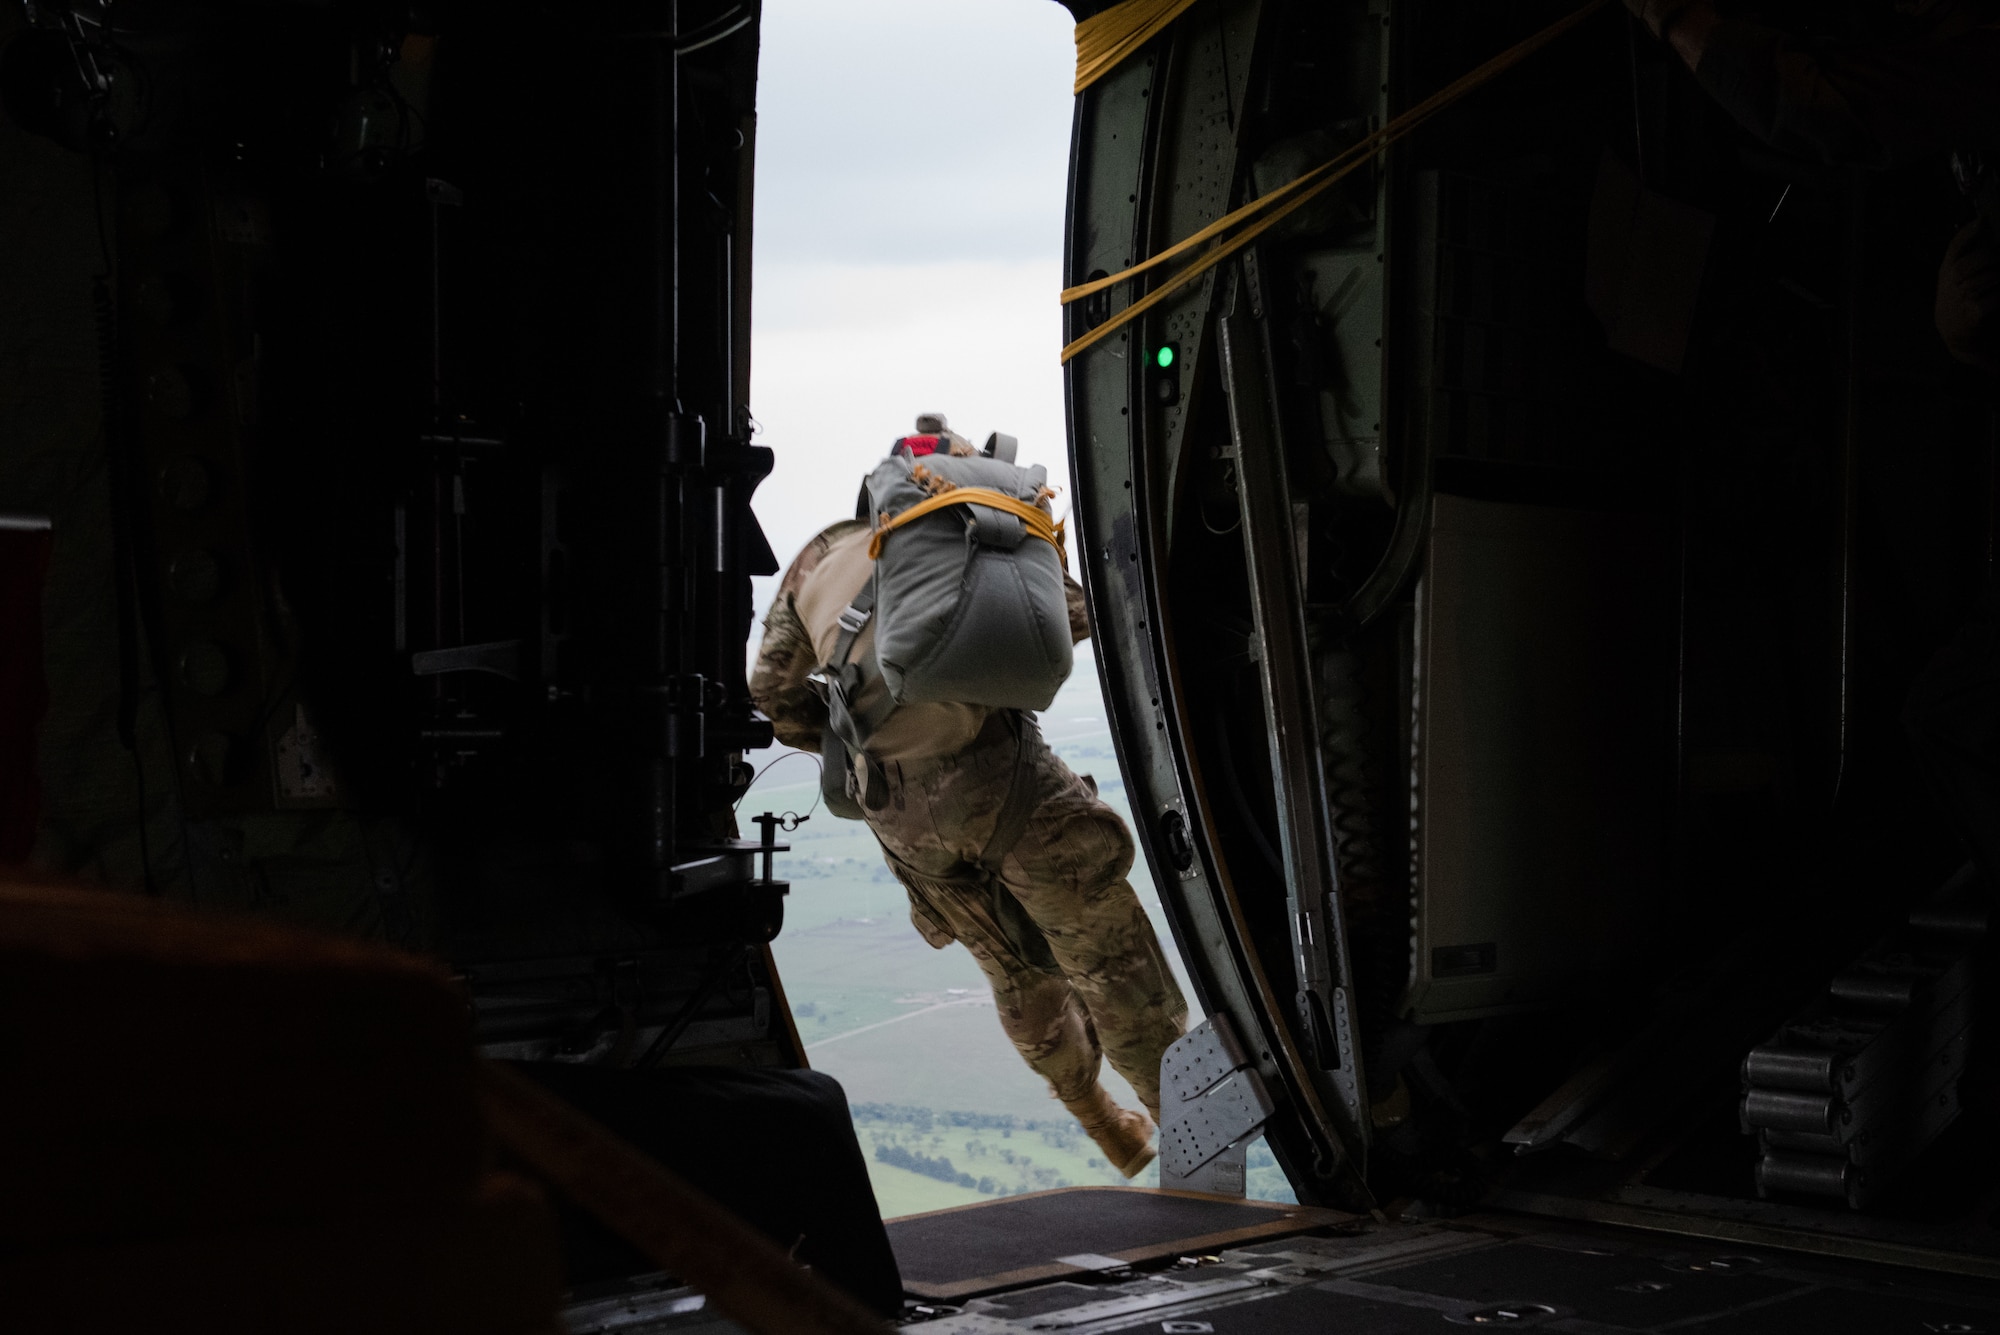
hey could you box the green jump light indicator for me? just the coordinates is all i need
[1149,342,1183,406]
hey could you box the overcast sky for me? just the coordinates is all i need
[748,0,1079,612]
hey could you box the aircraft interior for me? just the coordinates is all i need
[2,0,1998,1331]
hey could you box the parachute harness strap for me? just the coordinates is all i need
[869,489,1068,571]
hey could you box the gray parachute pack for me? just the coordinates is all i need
[863,447,1073,708]
[820,434,1073,818]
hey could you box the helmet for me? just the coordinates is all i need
[890,412,973,459]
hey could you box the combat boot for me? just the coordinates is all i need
[1065,1084,1156,1178]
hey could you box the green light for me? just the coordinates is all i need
[1155,345,1176,369]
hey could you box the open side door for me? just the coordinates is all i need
[1064,0,1391,1208]
[1065,0,1690,1217]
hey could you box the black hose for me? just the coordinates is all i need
[93,275,160,896]
[1318,649,1386,890]
[1211,680,1285,876]
[1316,643,1410,1084]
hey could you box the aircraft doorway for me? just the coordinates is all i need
[745,0,1285,1218]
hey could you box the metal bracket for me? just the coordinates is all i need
[1159,1014,1276,1195]
[411,638,522,681]
[1163,1009,1253,1103]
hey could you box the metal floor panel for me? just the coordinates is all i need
[905,1211,2000,1333]
[885,1186,1347,1302]
[554,1209,2000,1332]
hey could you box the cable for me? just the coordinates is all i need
[91,272,165,897]
[1198,504,1241,536]
[734,748,821,830]
[618,4,752,51]
[633,948,742,1068]
[679,12,753,55]
[87,148,112,275]
[1211,691,1284,876]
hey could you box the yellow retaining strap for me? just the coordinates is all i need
[870,489,1068,570]
[1060,0,1612,364]
[1075,0,1203,93]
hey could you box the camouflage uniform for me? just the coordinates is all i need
[746,520,865,757]
[751,521,1186,1123]
[875,711,1187,1120]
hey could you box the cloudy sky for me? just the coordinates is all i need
[748,0,1079,608]
[746,3,1205,1078]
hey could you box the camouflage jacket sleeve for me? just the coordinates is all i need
[749,594,827,753]
[1065,572,1091,645]
[749,517,870,753]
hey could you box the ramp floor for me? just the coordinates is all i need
[557,1204,2000,1333]
[911,1211,2000,1333]
[883,1186,1346,1301]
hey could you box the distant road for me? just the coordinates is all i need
[804,996,987,1051]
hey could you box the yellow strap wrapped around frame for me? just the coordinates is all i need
[1060,0,1612,364]
[1074,0,1203,93]
[869,489,1068,571]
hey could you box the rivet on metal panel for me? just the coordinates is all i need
[178,640,232,696]
[186,731,234,786]
[1458,1304,1557,1326]
[147,366,199,420]
[158,457,212,510]
[168,549,223,604]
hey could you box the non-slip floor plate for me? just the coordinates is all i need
[906,1212,2000,1333]
[885,1187,1349,1301]
[566,1209,2000,1333]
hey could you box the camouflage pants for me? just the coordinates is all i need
[866,713,1187,1121]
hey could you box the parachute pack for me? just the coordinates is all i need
[819,435,1073,819]
[863,448,1073,708]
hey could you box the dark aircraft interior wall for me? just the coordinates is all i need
[0,0,800,1068]
[1064,0,1999,1245]
[0,0,924,1303]
[1380,0,1997,1212]
[6,0,2000,1292]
